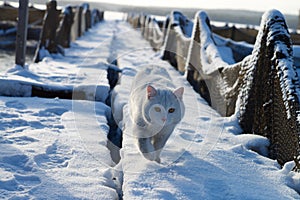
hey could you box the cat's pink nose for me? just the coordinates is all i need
[162,118,166,122]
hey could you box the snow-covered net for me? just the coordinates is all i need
[237,10,300,166]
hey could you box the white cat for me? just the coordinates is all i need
[129,66,185,162]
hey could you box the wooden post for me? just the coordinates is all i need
[33,0,60,63]
[82,3,91,31]
[78,5,83,37]
[56,6,74,48]
[15,0,29,67]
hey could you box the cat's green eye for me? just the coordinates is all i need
[154,107,161,112]
[168,108,175,113]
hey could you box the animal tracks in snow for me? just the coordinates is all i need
[14,174,41,187]
[37,107,69,117]
[34,142,72,169]
[5,100,27,110]
[8,136,39,146]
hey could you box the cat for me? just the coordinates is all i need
[129,66,185,163]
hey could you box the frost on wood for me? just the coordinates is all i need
[237,10,300,165]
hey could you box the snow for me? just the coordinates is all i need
[0,11,300,199]
[0,97,118,199]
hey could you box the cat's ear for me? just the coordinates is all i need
[173,87,184,100]
[147,85,157,99]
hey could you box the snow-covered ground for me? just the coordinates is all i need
[0,12,300,199]
[0,97,118,199]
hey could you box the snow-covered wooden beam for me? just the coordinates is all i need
[0,78,109,103]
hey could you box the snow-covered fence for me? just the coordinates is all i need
[34,0,104,62]
[186,10,300,166]
[128,10,300,167]
[161,11,193,72]
[237,10,300,165]
[186,11,239,116]
[134,11,193,72]
[0,1,107,101]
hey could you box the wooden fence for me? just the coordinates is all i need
[33,0,104,62]
[0,2,45,24]
[7,0,104,99]
[0,2,44,52]
[127,10,300,168]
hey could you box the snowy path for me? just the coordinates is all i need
[111,21,300,199]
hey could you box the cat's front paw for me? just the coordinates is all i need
[155,157,161,163]
[142,152,157,161]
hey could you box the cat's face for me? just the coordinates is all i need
[144,85,184,126]
[149,104,168,126]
